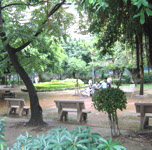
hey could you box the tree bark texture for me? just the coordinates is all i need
[137,33,144,95]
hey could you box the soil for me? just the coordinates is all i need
[0,86,152,149]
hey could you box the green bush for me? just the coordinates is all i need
[92,88,127,137]
[34,79,84,91]
[144,73,152,83]
[8,126,126,150]
[112,79,126,85]
[0,117,7,150]
[122,75,131,84]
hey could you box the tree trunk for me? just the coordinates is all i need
[7,47,45,126]
[138,33,144,95]
[117,68,124,88]
[136,35,140,78]
[149,31,152,67]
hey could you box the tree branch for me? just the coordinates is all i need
[14,0,66,53]
[1,1,47,10]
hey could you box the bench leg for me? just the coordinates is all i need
[63,112,68,121]
[19,108,24,116]
[24,109,30,115]
[7,107,12,115]
[82,113,87,121]
[143,116,149,129]
[59,111,68,121]
[77,113,83,122]
[10,108,17,114]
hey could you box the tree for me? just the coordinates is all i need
[0,0,68,125]
[92,88,127,137]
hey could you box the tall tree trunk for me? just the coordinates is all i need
[7,47,45,125]
[136,35,140,78]
[149,32,152,67]
[138,33,144,95]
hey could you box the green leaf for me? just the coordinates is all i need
[97,0,103,5]
[97,144,107,149]
[89,0,95,4]
[140,12,145,24]
[133,13,140,18]
[113,145,127,150]
[77,139,90,144]
[146,8,152,16]
[141,0,148,7]
[99,137,108,144]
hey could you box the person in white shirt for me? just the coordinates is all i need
[88,78,92,89]
[107,76,112,87]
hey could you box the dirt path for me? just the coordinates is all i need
[1,87,152,149]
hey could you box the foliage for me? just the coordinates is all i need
[67,57,86,76]
[0,117,8,150]
[92,88,127,136]
[8,126,126,150]
[34,79,84,90]
[61,38,92,78]
[113,79,128,85]
[92,88,127,115]
[143,73,152,83]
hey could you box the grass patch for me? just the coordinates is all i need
[119,84,152,89]
[34,79,84,90]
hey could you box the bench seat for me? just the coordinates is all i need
[55,100,91,122]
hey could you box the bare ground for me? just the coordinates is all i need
[1,86,152,149]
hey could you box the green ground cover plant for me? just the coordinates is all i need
[0,121,126,150]
[34,79,84,91]
[0,117,7,150]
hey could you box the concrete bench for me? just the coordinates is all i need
[135,103,152,129]
[54,100,91,122]
[5,98,30,116]
[0,90,15,98]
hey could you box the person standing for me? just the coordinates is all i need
[107,75,112,87]
[88,78,93,89]
[88,78,93,96]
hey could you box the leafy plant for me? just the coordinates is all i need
[0,117,8,150]
[8,126,126,150]
[92,88,127,137]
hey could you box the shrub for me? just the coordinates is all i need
[112,79,126,85]
[8,126,126,150]
[92,88,127,137]
[144,73,152,83]
[122,75,131,84]
[0,117,7,150]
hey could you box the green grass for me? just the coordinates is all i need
[119,84,152,89]
[34,79,84,90]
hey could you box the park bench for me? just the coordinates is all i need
[5,98,30,116]
[135,103,152,130]
[54,100,91,122]
[0,90,15,99]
